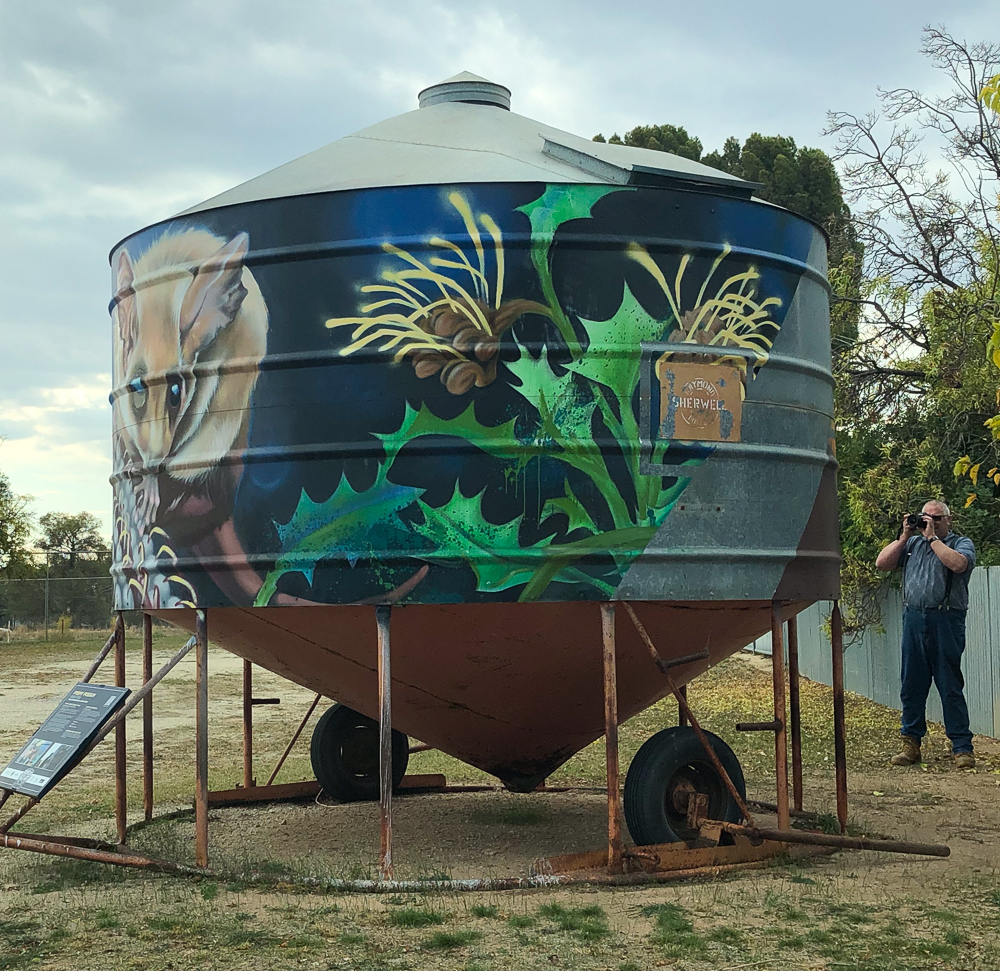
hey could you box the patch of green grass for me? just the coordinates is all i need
[537,902,609,941]
[825,902,872,925]
[423,929,482,950]
[470,904,499,918]
[508,915,535,929]
[922,940,959,959]
[220,926,282,948]
[388,908,446,928]
[29,857,129,894]
[146,915,186,933]
[0,917,54,970]
[469,800,548,826]
[641,903,706,956]
[93,907,120,930]
[919,906,960,923]
[339,931,367,945]
[198,881,219,900]
[706,926,743,946]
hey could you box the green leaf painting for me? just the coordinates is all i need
[516,184,630,355]
[262,184,783,604]
[255,470,422,606]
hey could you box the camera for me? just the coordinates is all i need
[906,514,927,530]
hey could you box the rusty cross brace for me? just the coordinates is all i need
[81,630,117,684]
[0,797,39,835]
[622,603,756,830]
[716,821,950,858]
[265,693,322,787]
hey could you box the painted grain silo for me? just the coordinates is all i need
[109,73,838,834]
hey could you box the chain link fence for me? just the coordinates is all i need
[0,576,115,638]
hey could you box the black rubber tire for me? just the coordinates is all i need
[310,703,409,802]
[623,726,746,845]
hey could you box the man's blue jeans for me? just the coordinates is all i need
[900,607,973,753]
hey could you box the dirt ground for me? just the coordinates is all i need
[1,630,998,970]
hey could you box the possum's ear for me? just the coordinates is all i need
[179,232,250,353]
[115,249,138,364]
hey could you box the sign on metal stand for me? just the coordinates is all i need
[0,683,129,799]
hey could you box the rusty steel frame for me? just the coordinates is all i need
[0,631,195,849]
[718,821,948,858]
[787,613,804,813]
[770,601,790,831]
[0,599,943,885]
[195,610,209,867]
[264,693,322,787]
[623,602,756,829]
[831,601,849,834]
[376,604,393,881]
[143,614,154,821]
[599,603,623,873]
[82,630,117,684]
[115,612,127,844]
[243,659,254,789]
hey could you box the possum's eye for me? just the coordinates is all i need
[128,377,147,415]
[166,374,184,413]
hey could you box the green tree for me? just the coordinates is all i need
[826,27,1000,629]
[0,469,32,576]
[594,126,864,343]
[37,511,106,571]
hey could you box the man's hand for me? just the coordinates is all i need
[878,520,914,571]
[919,516,937,541]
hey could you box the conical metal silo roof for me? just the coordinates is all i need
[178,72,755,216]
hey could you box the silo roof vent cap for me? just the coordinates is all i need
[418,72,511,110]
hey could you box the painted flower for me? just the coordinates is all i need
[326,193,549,395]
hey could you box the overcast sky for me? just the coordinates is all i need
[1,0,997,540]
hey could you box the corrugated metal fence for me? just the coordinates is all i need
[747,567,1000,740]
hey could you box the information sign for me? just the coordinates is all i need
[0,683,129,798]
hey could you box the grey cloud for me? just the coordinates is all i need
[0,0,998,531]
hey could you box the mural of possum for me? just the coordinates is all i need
[111,228,268,607]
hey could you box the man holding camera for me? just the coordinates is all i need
[875,500,976,769]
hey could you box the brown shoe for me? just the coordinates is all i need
[954,751,976,769]
[890,735,921,766]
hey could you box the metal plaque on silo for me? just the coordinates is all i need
[657,361,743,443]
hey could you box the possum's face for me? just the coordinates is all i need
[113,232,259,474]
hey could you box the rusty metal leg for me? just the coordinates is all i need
[114,612,127,844]
[195,610,209,867]
[831,602,848,835]
[770,602,789,831]
[600,603,623,873]
[142,614,154,822]
[376,605,393,881]
[787,615,803,813]
[242,659,254,789]
[677,684,689,727]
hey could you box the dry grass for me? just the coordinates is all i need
[0,632,998,970]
